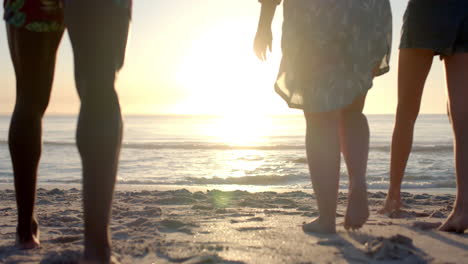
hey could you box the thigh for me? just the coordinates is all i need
[6,25,63,101]
[397,49,434,107]
[444,53,468,115]
[340,94,367,115]
[64,0,131,93]
[304,110,341,127]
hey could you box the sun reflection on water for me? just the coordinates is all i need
[207,114,274,147]
[199,115,275,191]
[209,185,273,193]
[212,150,266,179]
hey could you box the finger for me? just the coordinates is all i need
[256,52,263,61]
[256,53,262,61]
[254,47,263,61]
[253,40,261,59]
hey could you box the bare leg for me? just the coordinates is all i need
[439,53,468,233]
[380,49,434,214]
[339,95,370,230]
[64,0,129,262]
[6,25,63,249]
[303,111,341,234]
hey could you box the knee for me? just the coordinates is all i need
[304,111,341,128]
[14,81,53,118]
[395,102,420,125]
[340,107,365,122]
[15,94,49,117]
[449,104,468,125]
[82,92,119,110]
[75,65,118,108]
[80,88,121,117]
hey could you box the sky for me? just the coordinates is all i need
[0,0,448,115]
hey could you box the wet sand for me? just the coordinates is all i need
[0,188,467,263]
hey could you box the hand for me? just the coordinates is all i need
[373,64,380,76]
[254,26,273,61]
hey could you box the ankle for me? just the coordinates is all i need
[17,222,37,238]
[317,214,336,227]
[348,181,367,193]
[453,199,468,212]
[83,246,112,263]
[386,190,401,201]
[84,235,112,261]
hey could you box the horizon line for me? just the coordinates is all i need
[0,112,449,117]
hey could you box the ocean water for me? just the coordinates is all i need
[0,114,455,190]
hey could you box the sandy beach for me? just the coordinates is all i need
[0,187,467,264]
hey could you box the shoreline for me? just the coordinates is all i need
[0,183,458,195]
[1,186,466,263]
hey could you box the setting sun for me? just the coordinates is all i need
[205,114,274,146]
[175,20,281,115]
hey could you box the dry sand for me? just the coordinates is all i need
[1,188,467,264]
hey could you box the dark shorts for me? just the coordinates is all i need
[400,0,468,57]
[3,0,131,32]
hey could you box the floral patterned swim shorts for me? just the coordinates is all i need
[3,0,132,32]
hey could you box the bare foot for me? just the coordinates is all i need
[79,256,120,264]
[439,208,468,234]
[80,246,117,264]
[15,218,40,250]
[302,218,336,234]
[378,197,401,215]
[344,188,369,230]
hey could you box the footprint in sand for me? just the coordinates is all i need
[113,231,131,240]
[159,219,197,234]
[236,227,269,232]
[246,217,264,222]
[387,210,430,219]
[428,210,446,218]
[59,228,82,235]
[412,221,442,230]
[192,204,214,210]
[40,250,81,263]
[121,207,162,218]
[264,209,303,216]
[126,217,148,227]
[179,254,244,264]
[37,199,53,205]
[317,239,346,247]
[49,235,82,244]
[366,234,428,262]
[58,216,81,223]
[61,209,81,215]
[229,213,256,218]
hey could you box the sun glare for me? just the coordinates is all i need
[174,19,283,147]
[175,19,281,115]
[206,114,274,146]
